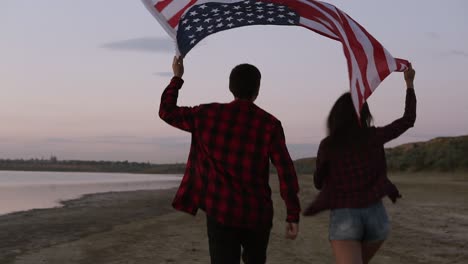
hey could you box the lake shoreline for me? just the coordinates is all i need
[2,173,468,264]
[0,188,178,264]
[0,170,181,215]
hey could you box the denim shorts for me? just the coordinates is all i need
[329,201,390,242]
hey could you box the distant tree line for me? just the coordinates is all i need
[0,157,186,174]
[1,136,467,174]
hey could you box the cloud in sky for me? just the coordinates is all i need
[0,136,317,163]
[101,37,175,53]
[154,72,173,77]
[43,136,317,157]
[45,136,190,146]
[425,32,440,40]
[447,49,468,58]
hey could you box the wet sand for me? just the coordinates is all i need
[1,173,467,264]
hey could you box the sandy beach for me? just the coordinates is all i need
[1,172,467,264]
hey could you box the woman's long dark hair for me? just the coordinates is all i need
[327,92,373,146]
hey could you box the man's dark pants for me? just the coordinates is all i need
[206,216,271,264]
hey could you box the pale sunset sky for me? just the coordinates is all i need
[1,0,467,163]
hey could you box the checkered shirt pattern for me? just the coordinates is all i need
[159,77,300,228]
[306,88,416,215]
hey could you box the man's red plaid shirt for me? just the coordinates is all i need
[159,77,301,228]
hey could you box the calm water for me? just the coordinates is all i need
[0,171,182,215]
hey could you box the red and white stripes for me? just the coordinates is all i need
[142,0,409,116]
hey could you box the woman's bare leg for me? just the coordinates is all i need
[361,241,385,264]
[331,240,363,264]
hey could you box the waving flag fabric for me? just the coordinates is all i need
[142,0,409,116]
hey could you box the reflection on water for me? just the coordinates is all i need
[0,171,181,215]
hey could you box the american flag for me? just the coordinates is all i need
[142,0,410,116]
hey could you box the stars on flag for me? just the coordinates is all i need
[177,0,300,55]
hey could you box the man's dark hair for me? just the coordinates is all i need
[229,64,261,100]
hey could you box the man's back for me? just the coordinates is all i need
[159,59,299,263]
[160,77,300,228]
[195,100,285,227]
